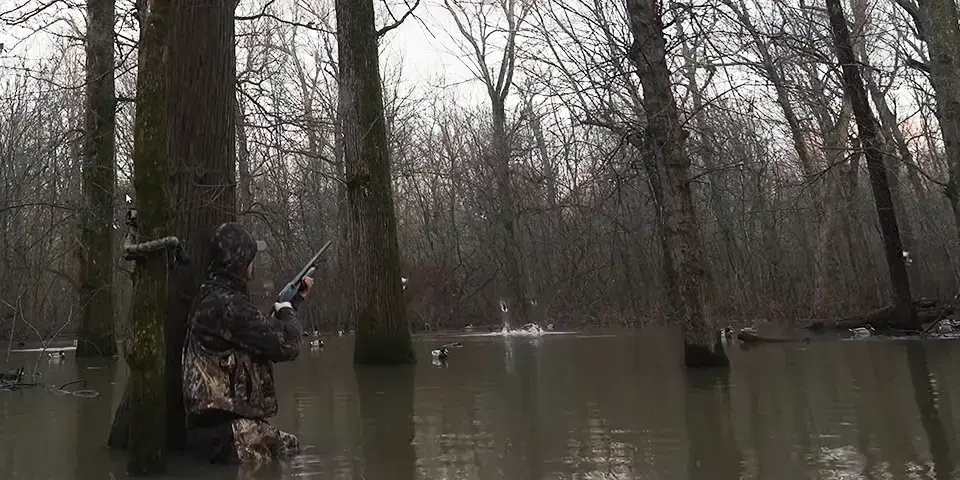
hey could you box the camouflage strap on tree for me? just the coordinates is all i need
[121,204,191,265]
[124,236,181,259]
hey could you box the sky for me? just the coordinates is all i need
[0,0,490,105]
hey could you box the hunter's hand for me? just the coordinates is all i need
[299,277,314,298]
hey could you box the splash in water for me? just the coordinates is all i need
[498,323,547,337]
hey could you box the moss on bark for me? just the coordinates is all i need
[107,1,171,474]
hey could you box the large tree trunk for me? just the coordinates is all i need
[107,0,172,474]
[77,0,118,358]
[624,0,728,367]
[825,0,918,328]
[336,0,415,365]
[107,0,238,456]
[165,0,239,449]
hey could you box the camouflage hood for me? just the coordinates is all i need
[207,222,258,286]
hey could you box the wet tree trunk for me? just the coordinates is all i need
[825,0,918,328]
[77,0,118,358]
[336,0,415,365]
[115,0,172,473]
[624,0,728,367]
[164,0,240,448]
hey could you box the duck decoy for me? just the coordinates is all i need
[849,325,874,337]
[431,347,449,361]
[309,338,323,349]
[48,351,66,360]
[719,326,735,345]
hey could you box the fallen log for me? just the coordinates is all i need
[803,299,955,333]
[737,330,811,344]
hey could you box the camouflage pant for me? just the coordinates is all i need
[230,417,300,464]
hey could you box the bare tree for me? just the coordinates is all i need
[77,0,119,357]
[443,0,531,328]
[336,0,415,364]
[826,0,917,328]
[900,0,960,236]
[624,0,727,366]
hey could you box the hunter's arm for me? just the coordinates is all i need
[224,294,302,362]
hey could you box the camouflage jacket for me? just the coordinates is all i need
[182,223,303,422]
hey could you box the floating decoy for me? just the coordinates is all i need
[48,351,65,361]
[431,347,449,361]
[849,325,874,337]
[720,326,735,345]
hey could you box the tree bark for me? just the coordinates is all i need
[165,0,239,448]
[106,0,173,474]
[825,0,918,328]
[624,0,728,367]
[77,0,118,358]
[336,0,415,365]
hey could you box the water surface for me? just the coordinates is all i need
[1,327,958,479]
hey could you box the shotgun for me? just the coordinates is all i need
[276,241,332,304]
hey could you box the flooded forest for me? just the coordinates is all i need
[4,0,960,478]
[1,0,956,340]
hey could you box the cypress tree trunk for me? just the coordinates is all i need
[77,0,118,358]
[164,0,240,448]
[107,0,173,474]
[825,0,918,328]
[335,0,416,365]
[107,0,239,453]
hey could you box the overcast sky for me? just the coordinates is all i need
[0,0,491,105]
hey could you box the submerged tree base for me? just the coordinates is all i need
[354,331,417,366]
[683,343,731,368]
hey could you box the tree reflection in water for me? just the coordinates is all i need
[356,365,416,480]
[685,369,743,480]
[905,342,955,479]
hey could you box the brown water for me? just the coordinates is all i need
[1,327,958,479]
